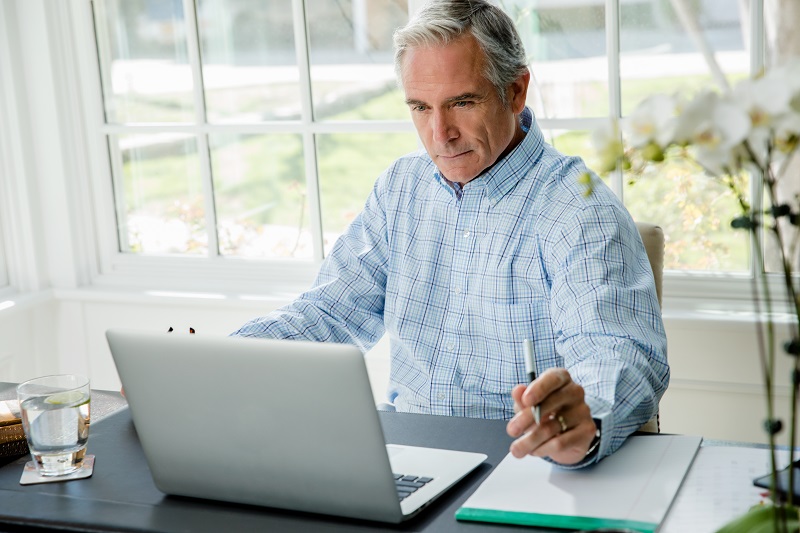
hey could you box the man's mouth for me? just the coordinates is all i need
[439,150,471,160]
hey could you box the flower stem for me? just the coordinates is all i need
[750,219,781,510]
[763,168,800,508]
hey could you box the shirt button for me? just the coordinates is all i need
[463,230,471,238]
[446,342,454,351]
[437,393,445,400]
[453,286,462,295]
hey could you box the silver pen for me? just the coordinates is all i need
[523,339,541,425]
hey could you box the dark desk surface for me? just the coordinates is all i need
[0,382,554,533]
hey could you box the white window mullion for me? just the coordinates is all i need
[100,120,415,136]
[106,138,130,253]
[76,1,122,269]
[605,0,623,201]
[293,0,324,262]
[184,0,219,258]
[749,0,765,83]
[748,0,766,281]
[353,0,368,55]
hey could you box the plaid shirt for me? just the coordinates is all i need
[232,108,669,462]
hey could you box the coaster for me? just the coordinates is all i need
[19,455,95,485]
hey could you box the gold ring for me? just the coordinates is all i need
[557,414,568,433]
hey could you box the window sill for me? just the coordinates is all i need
[52,286,302,311]
[0,289,54,317]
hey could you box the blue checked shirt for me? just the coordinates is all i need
[232,107,669,464]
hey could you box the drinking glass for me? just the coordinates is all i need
[17,375,91,477]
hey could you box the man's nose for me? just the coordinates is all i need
[432,110,458,144]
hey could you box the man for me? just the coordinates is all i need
[232,0,668,467]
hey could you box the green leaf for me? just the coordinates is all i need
[715,504,800,533]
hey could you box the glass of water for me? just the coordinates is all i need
[17,375,91,477]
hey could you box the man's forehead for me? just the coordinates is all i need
[400,38,489,102]
[401,35,484,74]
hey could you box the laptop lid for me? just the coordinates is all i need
[105,328,486,523]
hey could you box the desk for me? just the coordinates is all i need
[0,382,543,533]
[0,382,773,533]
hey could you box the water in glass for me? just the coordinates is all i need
[18,376,90,476]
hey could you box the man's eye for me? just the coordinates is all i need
[454,101,471,108]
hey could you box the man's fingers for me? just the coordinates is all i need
[511,383,526,412]
[507,402,536,437]
[508,368,596,465]
[510,414,595,463]
[521,368,571,407]
[526,418,597,464]
[509,414,562,457]
[514,379,585,432]
[537,380,586,420]
[508,372,583,438]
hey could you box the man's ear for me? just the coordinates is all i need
[508,69,530,114]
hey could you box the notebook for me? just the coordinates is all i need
[456,434,701,532]
[105,328,487,523]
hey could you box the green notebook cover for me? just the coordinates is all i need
[455,507,656,532]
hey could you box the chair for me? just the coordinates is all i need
[636,222,664,308]
[635,222,665,433]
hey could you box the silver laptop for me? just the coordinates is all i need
[105,328,487,523]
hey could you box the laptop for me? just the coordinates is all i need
[105,328,487,523]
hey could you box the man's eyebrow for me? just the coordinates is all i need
[405,98,427,107]
[405,93,486,107]
[445,92,485,103]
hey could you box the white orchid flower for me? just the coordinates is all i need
[625,93,679,149]
[774,112,800,158]
[731,75,793,165]
[590,119,625,173]
[769,58,800,95]
[732,75,791,128]
[673,91,751,175]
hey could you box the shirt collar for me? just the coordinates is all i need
[433,107,544,206]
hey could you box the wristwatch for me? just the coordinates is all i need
[585,418,602,458]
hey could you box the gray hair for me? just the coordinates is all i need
[393,0,529,108]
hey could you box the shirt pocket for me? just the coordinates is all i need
[460,299,556,394]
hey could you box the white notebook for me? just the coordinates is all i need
[456,434,701,532]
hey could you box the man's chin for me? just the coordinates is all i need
[438,167,480,185]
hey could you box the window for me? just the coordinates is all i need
[90,0,416,265]
[506,0,757,274]
[618,0,751,273]
[84,0,786,293]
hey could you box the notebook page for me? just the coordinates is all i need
[661,446,790,533]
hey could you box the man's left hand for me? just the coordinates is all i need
[506,368,596,465]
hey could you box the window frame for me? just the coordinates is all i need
[67,0,786,310]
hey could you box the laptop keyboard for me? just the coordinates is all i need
[393,473,434,501]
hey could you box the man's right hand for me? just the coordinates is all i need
[505,368,596,465]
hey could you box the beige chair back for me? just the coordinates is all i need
[635,222,664,433]
[636,222,664,308]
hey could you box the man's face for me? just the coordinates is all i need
[401,34,529,185]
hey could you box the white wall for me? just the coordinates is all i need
[0,294,57,382]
